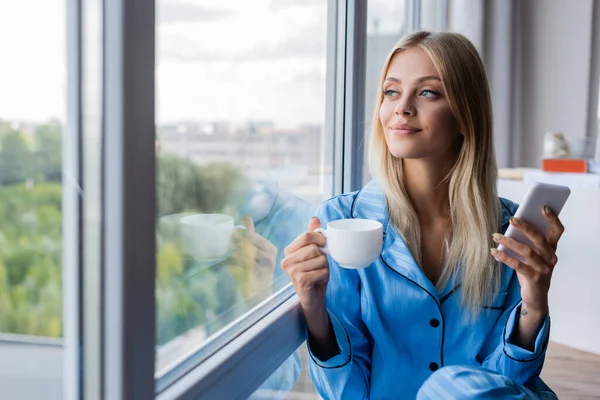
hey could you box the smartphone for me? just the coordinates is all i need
[498,182,570,263]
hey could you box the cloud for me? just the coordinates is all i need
[161,37,324,62]
[160,22,325,62]
[158,3,234,24]
[269,0,325,12]
[158,1,327,62]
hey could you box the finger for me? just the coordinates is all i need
[289,256,329,280]
[255,247,276,271]
[284,231,326,256]
[250,231,278,255]
[490,248,536,279]
[293,267,329,289]
[241,215,255,233]
[233,216,255,242]
[308,216,321,232]
[508,217,550,256]
[234,236,256,255]
[542,206,564,249]
[492,233,556,267]
[281,244,323,271]
[230,252,254,269]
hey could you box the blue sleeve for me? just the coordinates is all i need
[478,271,550,386]
[307,197,372,400]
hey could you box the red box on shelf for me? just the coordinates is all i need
[542,159,588,173]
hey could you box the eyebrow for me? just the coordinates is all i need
[384,75,441,84]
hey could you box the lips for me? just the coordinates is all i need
[388,123,422,135]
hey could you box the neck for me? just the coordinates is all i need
[402,157,454,222]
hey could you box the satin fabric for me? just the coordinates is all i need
[307,180,554,399]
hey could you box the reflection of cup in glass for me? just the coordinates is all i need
[158,213,195,243]
[180,213,246,261]
[315,219,383,269]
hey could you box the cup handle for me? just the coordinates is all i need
[314,227,328,254]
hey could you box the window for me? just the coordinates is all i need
[154,0,332,395]
[419,0,447,32]
[0,1,429,398]
[362,0,412,184]
[248,346,320,400]
[361,0,449,185]
[0,1,66,399]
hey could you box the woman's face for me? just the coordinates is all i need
[379,47,461,161]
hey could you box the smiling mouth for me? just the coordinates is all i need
[388,126,422,135]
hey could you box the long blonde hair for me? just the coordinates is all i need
[368,31,500,312]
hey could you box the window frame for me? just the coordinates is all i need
[102,0,158,398]
[63,0,83,398]
[155,0,369,398]
[156,293,305,400]
[66,0,158,399]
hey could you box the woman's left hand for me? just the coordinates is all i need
[491,206,565,317]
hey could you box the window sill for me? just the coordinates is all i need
[156,286,306,400]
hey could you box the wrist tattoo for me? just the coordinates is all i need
[520,307,528,317]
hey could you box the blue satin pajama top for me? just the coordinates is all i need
[307,180,550,399]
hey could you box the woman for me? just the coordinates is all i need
[282,31,561,399]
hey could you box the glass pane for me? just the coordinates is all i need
[363,0,410,184]
[596,85,600,162]
[155,0,332,381]
[247,343,320,399]
[419,0,447,32]
[0,1,66,399]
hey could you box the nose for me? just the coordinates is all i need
[394,96,416,116]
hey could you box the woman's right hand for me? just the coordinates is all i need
[283,216,339,360]
[282,216,329,312]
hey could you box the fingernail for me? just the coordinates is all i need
[510,217,520,225]
[311,216,317,221]
[490,248,498,256]
[492,233,503,241]
[544,206,552,215]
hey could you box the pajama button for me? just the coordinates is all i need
[429,362,439,371]
[430,319,440,327]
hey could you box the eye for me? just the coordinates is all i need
[384,89,399,97]
[420,89,440,98]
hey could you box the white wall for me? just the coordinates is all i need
[498,180,600,355]
[516,0,595,167]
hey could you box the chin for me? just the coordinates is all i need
[386,143,428,159]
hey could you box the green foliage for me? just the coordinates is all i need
[0,127,31,185]
[155,153,245,345]
[156,154,244,216]
[0,182,63,336]
[0,121,245,346]
[34,120,62,182]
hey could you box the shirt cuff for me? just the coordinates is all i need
[307,310,352,369]
[504,301,550,361]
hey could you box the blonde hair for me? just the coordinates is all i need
[368,31,500,312]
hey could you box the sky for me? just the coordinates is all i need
[0,0,414,128]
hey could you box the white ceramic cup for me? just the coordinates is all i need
[180,213,246,261]
[158,212,195,242]
[315,219,383,269]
